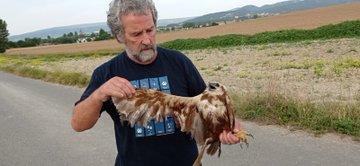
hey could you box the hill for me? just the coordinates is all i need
[5,3,360,55]
[8,18,194,42]
[8,0,359,42]
[186,0,358,24]
[8,22,109,42]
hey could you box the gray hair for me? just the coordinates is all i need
[107,0,158,41]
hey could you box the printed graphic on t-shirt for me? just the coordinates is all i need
[130,76,176,137]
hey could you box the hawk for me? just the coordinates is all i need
[112,82,252,166]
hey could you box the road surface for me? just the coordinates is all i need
[0,71,359,166]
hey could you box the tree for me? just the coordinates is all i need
[182,22,196,29]
[0,19,9,53]
[211,22,219,26]
[95,29,111,41]
[68,32,74,37]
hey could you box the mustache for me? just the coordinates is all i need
[141,44,155,50]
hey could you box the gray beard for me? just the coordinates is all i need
[125,45,157,63]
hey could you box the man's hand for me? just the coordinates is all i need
[93,76,136,102]
[219,119,242,145]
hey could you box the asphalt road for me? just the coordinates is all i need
[0,71,359,166]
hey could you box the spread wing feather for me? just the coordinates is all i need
[112,83,243,166]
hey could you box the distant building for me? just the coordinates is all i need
[76,38,87,43]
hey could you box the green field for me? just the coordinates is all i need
[161,20,360,50]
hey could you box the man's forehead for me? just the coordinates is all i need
[121,12,154,29]
[120,10,152,21]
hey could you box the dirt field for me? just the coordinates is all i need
[5,3,360,55]
[39,38,360,103]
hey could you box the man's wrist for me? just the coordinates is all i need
[90,89,107,104]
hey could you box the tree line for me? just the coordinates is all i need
[0,19,9,53]
[0,18,112,53]
[7,29,113,49]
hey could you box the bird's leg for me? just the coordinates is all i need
[193,138,212,166]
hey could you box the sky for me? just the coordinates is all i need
[0,0,286,36]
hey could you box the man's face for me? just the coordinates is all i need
[120,11,157,63]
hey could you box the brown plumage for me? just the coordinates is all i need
[112,82,251,166]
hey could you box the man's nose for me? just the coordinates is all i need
[141,33,151,45]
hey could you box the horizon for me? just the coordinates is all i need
[1,0,286,36]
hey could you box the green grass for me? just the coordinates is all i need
[160,20,360,50]
[0,63,90,87]
[0,49,117,87]
[332,58,360,75]
[0,49,121,87]
[335,58,360,69]
[313,61,325,77]
[3,49,119,63]
[275,58,360,77]
[237,70,250,78]
[232,92,360,139]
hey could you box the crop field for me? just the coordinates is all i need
[36,38,360,104]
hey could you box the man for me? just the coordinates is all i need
[71,0,242,165]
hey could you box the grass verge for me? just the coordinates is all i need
[4,49,119,61]
[0,64,90,87]
[232,92,360,140]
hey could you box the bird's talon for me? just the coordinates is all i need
[233,130,253,146]
[248,133,254,139]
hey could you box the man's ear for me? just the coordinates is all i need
[115,34,124,43]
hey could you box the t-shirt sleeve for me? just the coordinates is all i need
[74,68,108,113]
[183,56,206,97]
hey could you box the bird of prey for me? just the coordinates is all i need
[112,82,252,166]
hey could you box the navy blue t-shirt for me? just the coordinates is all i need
[76,47,206,166]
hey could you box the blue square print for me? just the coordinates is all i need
[139,79,150,89]
[149,78,160,90]
[159,76,170,90]
[165,116,175,134]
[131,80,140,89]
[134,124,145,137]
[154,120,166,135]
[145,119,155,136]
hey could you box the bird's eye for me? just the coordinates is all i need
[208,82,220,91]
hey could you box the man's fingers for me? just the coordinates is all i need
[107,84,126,98]
[227,132,240,143]
[220,130,241,145]
[122,78,136,93]
[220,131,230,144]
[111,91,125,99]
[108,78,133,98]
[113,77,135,97]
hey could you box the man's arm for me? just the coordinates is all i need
[71,77,135,132]
[71,90,103,132]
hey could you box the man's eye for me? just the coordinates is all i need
[133,32,141,37]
